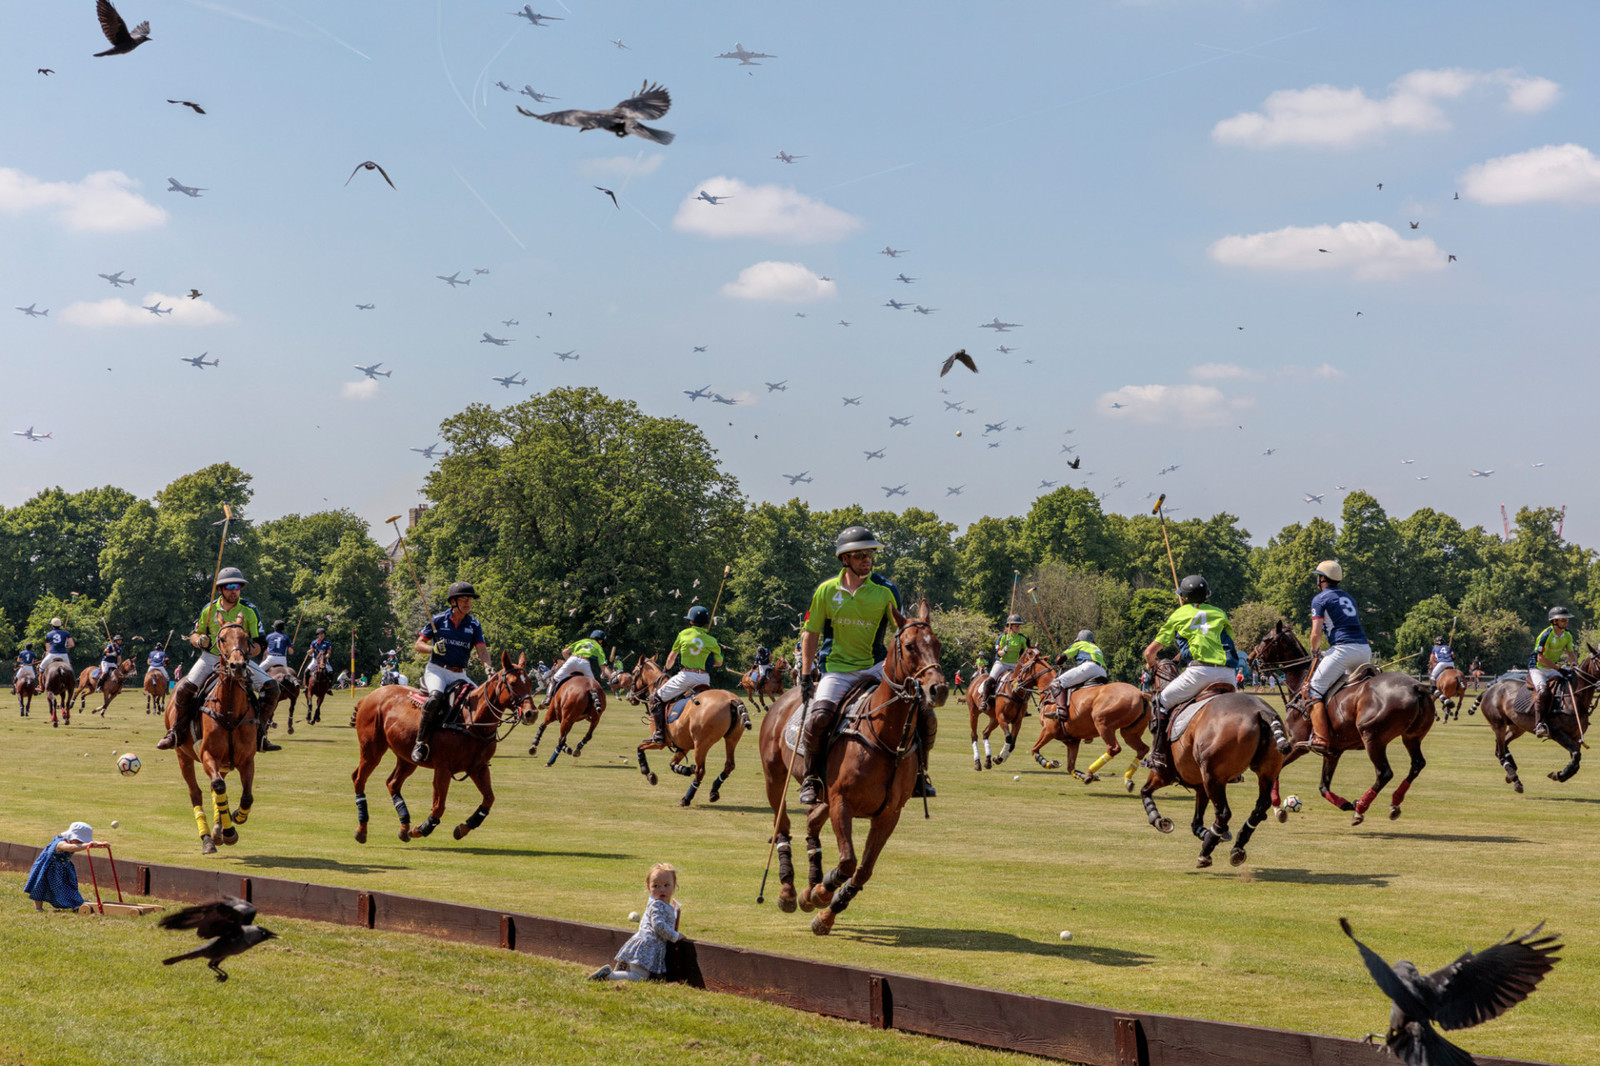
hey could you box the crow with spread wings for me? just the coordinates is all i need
[160,896,277,982]
[517,80,675,144]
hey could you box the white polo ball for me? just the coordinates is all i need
[1013,775,1020,781]
[1059,930,1072,941]
[111,821,120,829]
[956,431,963,437]
[628,911,640,922]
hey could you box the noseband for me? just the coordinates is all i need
[884,620,942,708]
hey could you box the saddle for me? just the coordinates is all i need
[784,680,877,758]
[1049,676,1107,717]
[1166,683,1236,743]
[406,680,475,726]
[664,685,711,726]
[1321,664,1378,705]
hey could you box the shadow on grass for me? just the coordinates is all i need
[1364,831,1529,845]
[834,925,1154,965]
[1249,868,1395,887]
[1528,795,1600,805]
[446,846,632,860]
[237,855,407,875]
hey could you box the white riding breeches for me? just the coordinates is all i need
[550,655,594,684]
[988,659,1015,682]
[423,661,469,696]
[1429,660,1452,683]
[1158,663,1235,710]
[1529,667,1564,691]
[655,670,709,703]
[185,651,272,693]
[1051,661,1107,693]
[40,653,69,674]
[814,663,884,706]
[1309,643,1372,700]
[260,654,289,671]
[15,664,36,683]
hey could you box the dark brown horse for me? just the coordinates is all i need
[1250,621,1435,826]
[527,671,607,766]
[1144,658,1290,868]
[627,656,751,805]
[74,658,133,715]
[143,667,169,714]
[1032,679,1152,789]
[263,664,300,735]
[759,598,948,934]
[352,653,533,843]
[741,655,789,712]
[966,647,1053,770]
[1467,648,1598,791]
[166,624,258,856]
[1434,666,1468,722]
[14,668,37,716]
[302,662,332,725]
[42,660,75,726]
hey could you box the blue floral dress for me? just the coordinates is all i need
[614,898,681,974]
[24,835,83,910]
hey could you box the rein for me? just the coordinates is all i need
[850,620,938,765]
[460,670,532,745]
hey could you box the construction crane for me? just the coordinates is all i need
[1557,504,1566,540]
[1500,504,1511,541]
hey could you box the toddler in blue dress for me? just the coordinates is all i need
[24,822,102,911]
[590,862,682,981]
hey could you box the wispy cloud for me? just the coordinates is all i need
[342,378,380,400]
[1101,384,1254,427]
[0,168,167,232]
[1460,143,1600,205]
[60,293,234,327]
[672,177,863,243]
[1209,221,1446,280]
[721,262,837,303]
[1190,363,1263,382]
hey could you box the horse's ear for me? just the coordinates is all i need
[919,597,930,622]
[516,651,527,669]
[1275,620,1285,634]
[1590,643,1599,659]
[500,649,511,672]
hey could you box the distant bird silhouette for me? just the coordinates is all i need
[94,0,151,56]
[1409,221,1419,229]
[1376,182,1383,190]
[939,349,977,377]
[595,186,619,208]
[346,161,396,189]
[167,99,205,114]
[1067,457,1081,470]
[1340,917,1559,1066]
[186,289,202,300]
[1447,254,1457,262]
[1318,248,1330,253]
[1454,192,1460,200]
[160,897,277,982]
[517,81,674,144]
[38,68,54,75]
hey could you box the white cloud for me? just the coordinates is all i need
[1460,143,1600,205]
[59,293,236,327]
[577,154,664,180]
[721,261,837,303]
[0,168,168,231]
[1190,363,1262,382]
[672,177,863,243]
[1100,384,1253,427]
[1213,68,1559,149]
[1311,363,1346,380]
[1208,221,1446,280]
[341,379,380,400]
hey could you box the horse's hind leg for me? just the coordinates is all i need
[709,733,737,803]
[1195,775,1232,868]
[1493,718,1523,793]
[681,739,711,806]
[351,722,388,843]
[1121,723,1150,792]
[1391,734,1428,814]
[571,716,599,757]
[810,805,860,934]
[815,805,906,936]
[1189,789,1210,843]
[1549,727,1582,783]
[1318,751,1356,814]
[529,706,554,755]
[411,766,449,838]
[453,766,493,840]
[1031,721,1062,770]
[969,706,982,770]
[1139,775,1174,833]
[1082,717,1123,782]
[1229,773,1275,867]
[385,760,419,841]
[1352,739,1395,826]
[799,805,828,912]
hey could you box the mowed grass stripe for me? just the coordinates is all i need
[2,690,1591,1064]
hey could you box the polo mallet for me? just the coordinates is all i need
[708,564,732,624]
[1025,586,1059,652]
[290,604,305,647]
[1007,570,1020,619]
[386,514,435,638]
[1152,494,1180,596]
[757,685,814,904]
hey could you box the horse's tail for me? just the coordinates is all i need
[728,697,751,736]
[1252,704,1292,769]
[587,687,603,717]
[1466,688,1489,718]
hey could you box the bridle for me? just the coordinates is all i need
[880,619,943,712]
[458,667,534,745]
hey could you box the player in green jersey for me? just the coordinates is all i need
[1142,575,1236,775]
[1529,606,1578,738]
[645,605,724,742]
[974,615,1030,715]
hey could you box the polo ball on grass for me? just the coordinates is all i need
[118,752,141,776]
[1059,931,1072,941]
[1013,775,1020,781]
[110,821,120,828]
[628,911,640,922]
[1283,794,1302,813]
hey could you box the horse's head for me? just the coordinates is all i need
[216,623,251,680]
[1151,656,1182,692]
[1249,619,1304,671]
[486,651,535,723]
[626,655,659,706]
[886,598,947,708]
[1013,647,1055,693]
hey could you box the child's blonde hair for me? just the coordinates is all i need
[647,862,677,887]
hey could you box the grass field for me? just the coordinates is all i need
[2,687,1593,1065]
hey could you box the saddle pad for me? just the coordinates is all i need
[1168,696,1220,743]
[782,690,868,757]
[666,695,694,725]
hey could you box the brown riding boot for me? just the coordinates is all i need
[155,679,200,750]
[1145,711,1172,774]
[646,695,667,744]
[1308,700,1332,754]
[1531,686,1552,738]
[796,700,838,806]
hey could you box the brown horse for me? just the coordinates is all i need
[741,655,789,712]
[627,656,751,806]
[1143,658,1290,867]
[1032,679,1152,789]
[41,660,75,726]
[527,671,607,766]
[263,665,300,735]
[352,653,533,843]
[1434,666,1468,722]
[144,668,170,714]
[74,658,133,715]
[1467,648,1598,791]
[759,598,948,934]
[14,668,38,716]
[302,662,332,725]
[966,647,1053,770]
[1250,621,1436,826]
[166,624,259,856]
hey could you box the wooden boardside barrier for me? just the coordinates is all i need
[0,842,1554,1066]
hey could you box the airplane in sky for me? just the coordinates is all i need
[167,177,206,197]
[180,352,218,368]
[883,299,910,310]
[943,400,964,411]
[882,485,907,498]
[888,415,912,428]
[980,317,1021,331]
[520,87,559,102]
[842,396,862,406]
[782,471,812,485]
[1400,458,1415,465]
[983,420,1007,434]
[98,271,134,287]
[436,272,470,287]
[1305,492,1325,504]
[894,273,917,284]
[1039,480,1057,490]
[765,380,788,392]
[411,443,445,459]
[354,362,392,379]
[1112,478,1126,489]
[996,345,1016,354]
[946,485,964,496]
[1469,469,1495,478]
[863,448,885,460]
[693,345,707,352]
[355,303,375,310]
[492,373,527,389]
[1059,444,1077,454]
[503,318,519,327]
[494,81,512,91]
[511,7,561,26]
[793,312,807,318]
[144,302,172,316]
[554,350,579,361]
[913,305,937,315]
[480,333,512,346]
[696,190,733,205]
[773,151,805,163]
[1109,401,1127,409]
[879,246,906,257]
[711,393,739,406]
[683,385,713,401]
[12,427,52,441]
[15,303,47,317]
[1263,448,1276,456]
[838,319,850,327]
[1415,475,1431,481]
[716,43,776,65]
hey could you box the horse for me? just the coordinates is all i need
[144,668,170,714]
[41,660,75,726]
[966,647,1053,770]
[166,623,261,856]
[1467,647,1599,792]
[1031,676,1152,789]
[1250,621,1436,826]
[759,598,948,934]
[351,652,534,843]
[14,668,37,716]
[302,661,332,725]
[1143,658,1291,868]
[1434,666,1468,722]
[741,656,789,712]
[74,658,133,715]
[627,656,751,806]
[527,670,607,766]
[263,664,301,736]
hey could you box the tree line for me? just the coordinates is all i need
[3,387,1594,687]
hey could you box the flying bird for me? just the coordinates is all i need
[1448,255,1458,262]
[346,161,395,189]
[517,80,673,144]
[1340,917,1559,1066]
[594,186,619,208]
[717,43,776,65]
[160,897,276,982]
[1318,248,1330,253]
[187,288,202,300]
[167,99,205,114]
[838,320,850,327]
[940,349,977,377]
[1067,457,1081,470]
[38,68,54,75]
[94,0,151,56]
[1409,221,1420,229]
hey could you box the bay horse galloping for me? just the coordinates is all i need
[966,647,1052,770]
[302,662,332,725]
[527,671,607,766]
[1434,665,1468,722]
[14,667,37,717]
[1251,621,1436,825]
[759,599,947,934]
[167,624,259,856]
[265,665,301,735]
[144,667,169,714]
[352,652,533,843]
[1032,678,1151,789]
[628,656,751,806]
[42,660,75,726]
[75,659,133,715]
[741,655,789,712]
[1468,648,1598,791]
[1144,658,1290,868]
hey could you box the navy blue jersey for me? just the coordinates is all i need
[148,649,167,669]
[17,649,36,665]
[265,632,292,657]
[310,638,333,657]
[1310,588,1368,646]
[423,610,485,670]
[44,629,70,656]
[102,643,121,664]
[1432,643,1454,665]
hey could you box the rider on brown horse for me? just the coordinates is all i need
[411,581,492,762]
[156,568,280,751]
[647,606,723,743]
[1144,575,1241,775]
[797,526,935,805]
[544,629,607,706]
[973,615,1029,717]
[1427,635,1458,710]
[91,635,124,691]
[40,618,74,681]
[1046,629,1108,708]
[751,645,774,686]
[14,643,39,691]
[304,626,334,684]
[1529,606,1579,739]
[1306,560,1372,753]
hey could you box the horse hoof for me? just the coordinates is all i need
[647,773,658,786]
[811,911,836,936]
[1275,807,1287,824]
[221,829,238,846]
[354,827,367,844]
[778,886,797,914]
[797,888,814,913]
[232,809,248,825]
[1548,771,1563,782]
[1229,848,1247,867]
[1125,778,1135,793]
[1048,760,1060,771]
[984,756,992,769]
[1513,780,1524,793]
[679,797,692,807]
[709,790,721,803]
[1388,806,1402,821]
[528,745,538,755]
[200,836,217,856]
[287,724,294,735]
[1196,854,1213,869]
[453,824,468,840]
[1155,818,1174,834]
[973,761,982,772]
[1084,773,1100,785]
[398,827,411,842]
[1505,772,1516,785]
[1350,812,1365,827]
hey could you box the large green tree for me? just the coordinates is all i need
[1255,518,1339,622]
[1020,488,1117,574]
[0,486,136,625]
[954,516,1031,619]
[100,500,189,645]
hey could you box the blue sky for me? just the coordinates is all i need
[4,0,1597,548]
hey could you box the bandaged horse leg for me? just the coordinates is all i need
[211,778,236,845]
[192,804,210,843]
[1228,773,1276,866]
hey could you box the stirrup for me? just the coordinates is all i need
[411,740,430,762]
[155,728,179,751]
[913,773,936,798]
[798,777,824,805]
[1306,736,1332,755]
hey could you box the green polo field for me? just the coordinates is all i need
[0,687,1591,1065]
